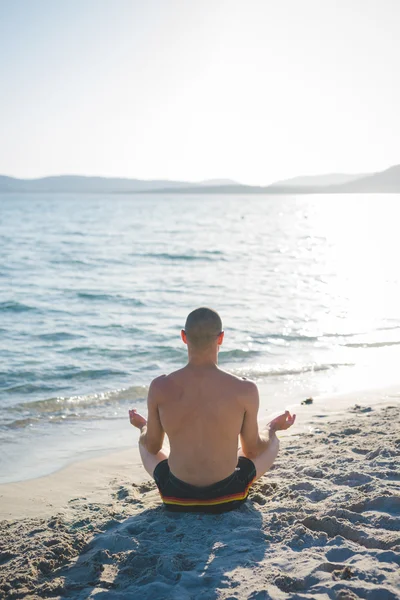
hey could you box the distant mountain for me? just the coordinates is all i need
[140,184,265,194]
[331,165,400,193]
[0,175,181,193]
[271,173,365,187]
[0,175,240,194]
[142,164,400,194]
[1,165,399,194]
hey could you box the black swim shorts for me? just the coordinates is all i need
[153,456,257,513]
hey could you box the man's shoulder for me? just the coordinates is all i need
[237,376,258,396]
[218,369,258,393]
[149,369,182,393]
[149,373,168,390]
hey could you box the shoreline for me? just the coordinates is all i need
[1,383,399,521]
[1,395,399,598]
[3,359,400,486]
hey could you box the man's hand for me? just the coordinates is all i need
[129,409,147,430]
[268,410,296,432]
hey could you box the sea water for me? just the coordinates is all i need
[1,192,400,482]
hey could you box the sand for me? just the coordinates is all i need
[0,398,399,599]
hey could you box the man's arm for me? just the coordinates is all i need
[139,377,165,454]
[239,381,270,459]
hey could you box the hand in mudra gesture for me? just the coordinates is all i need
[268,410,296,432]
[129,409,147,430]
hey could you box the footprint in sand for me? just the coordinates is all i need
[302,515,394,550]
[351,447,370,455]
[332,470,373,487]
[348,495,400,516]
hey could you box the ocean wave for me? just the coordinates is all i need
[59,346,139,361]
[60,344,185,362]
[2,413,128,430]
[37,331,86,341]
[343,340,400,349]
[132,251,226,262]
[0,300,36,313]
[89,323,144,333]
[319,331,366,338]
[152,346,188,359]
[76,292,145,306]
[56,368,128,381]
[229,362,354,379]
[3,417,40,429]
[2,368,128,394]
[266,333,319,343]
[321,326,400,339]
[3,383,56,394]
[60,345,96,355]
[11,385,148,416]
[50,257,92,266]
[250,331,321,343]
[219,349,261,360]
[0,369,40,384]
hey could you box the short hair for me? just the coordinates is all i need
[184,307,223,349]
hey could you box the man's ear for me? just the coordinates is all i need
[181,330,188,344]
[217,331,224,345]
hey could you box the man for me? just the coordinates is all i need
[129,307,295,513]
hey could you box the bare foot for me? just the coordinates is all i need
[268,410,296,433]
[129,409,147,430]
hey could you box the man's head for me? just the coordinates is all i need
[181,307,223,351]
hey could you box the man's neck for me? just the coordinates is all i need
[187,348,218,368]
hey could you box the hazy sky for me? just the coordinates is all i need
[0,0,399,184]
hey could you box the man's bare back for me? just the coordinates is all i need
[149,365,256,486]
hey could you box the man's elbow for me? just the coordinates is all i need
[140,437,162,455]
[242,436,278,459]
[147,443,163,455]
[242,448,258,460]
[243,446,265,460]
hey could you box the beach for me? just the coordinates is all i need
[1,389,399,600]
[1,194,400,598]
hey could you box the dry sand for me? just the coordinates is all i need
[0,400,399,599]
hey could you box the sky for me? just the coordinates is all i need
[0,0,399,185]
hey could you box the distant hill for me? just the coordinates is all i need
[331,165,400,193]
[1,165,399,194]
[141,184,266,194]
[0,175,239,194]
[271,173,365,187]
[142,164,400,194]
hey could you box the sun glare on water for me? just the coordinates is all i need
[301,194,400,390]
